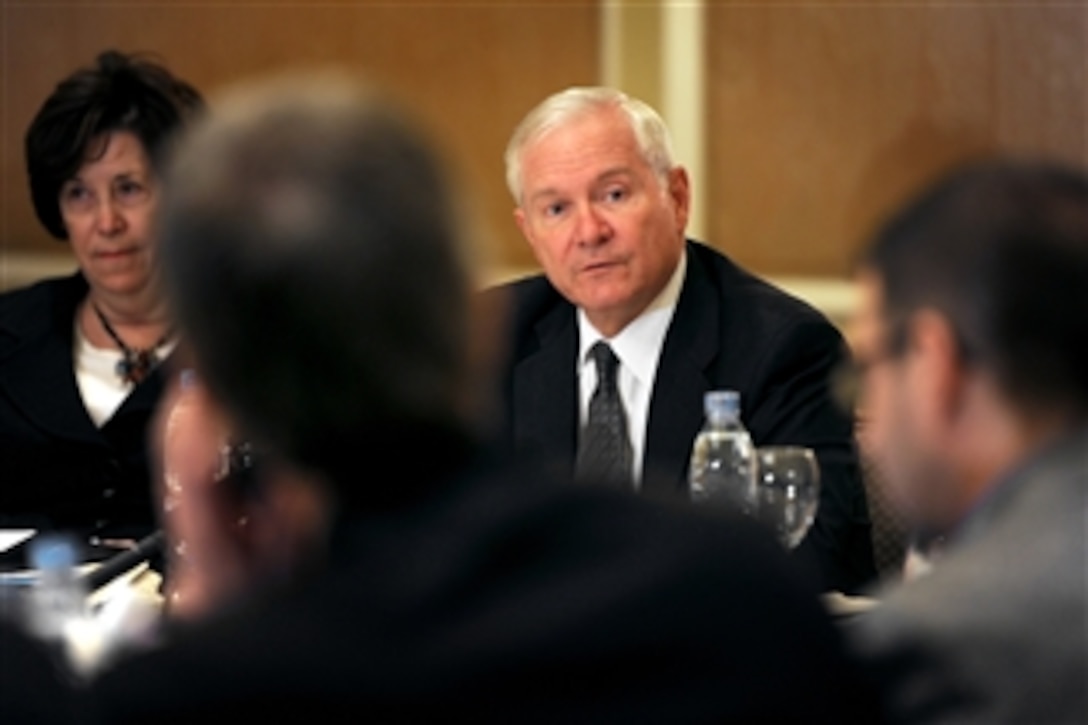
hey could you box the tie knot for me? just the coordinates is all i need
[589,341,619,387]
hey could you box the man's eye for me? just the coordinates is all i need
[603,187,627,203]
[543,202,567,218]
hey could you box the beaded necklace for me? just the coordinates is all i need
[91,303,172,384]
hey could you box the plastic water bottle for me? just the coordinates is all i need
[689,390,756,514]
[26,534,88,643]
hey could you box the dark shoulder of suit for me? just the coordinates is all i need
[87,450,883,724]
[0,618,84,724]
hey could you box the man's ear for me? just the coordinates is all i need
[513,206,545,265]
[907,309,970,428]
[667,166,691,232]
[513,207,530,243]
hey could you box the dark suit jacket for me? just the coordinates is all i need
[0,273,165,535]
[89,439,883,724]
[0,617,84,724]
[487,241,876,593]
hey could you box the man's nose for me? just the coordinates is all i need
[574,205,613,246]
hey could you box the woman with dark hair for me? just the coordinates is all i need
[0,50,204,540]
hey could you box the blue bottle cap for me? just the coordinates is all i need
[705,389,740,417]
[28,534,78,571]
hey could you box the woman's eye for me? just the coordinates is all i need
[60,184,94,211]
[117,180,149,201]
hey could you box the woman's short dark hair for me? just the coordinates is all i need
[25,49,204,240]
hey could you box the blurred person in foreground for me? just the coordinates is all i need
[86,72,881,723]
[844,158,1088,723]
[0,50,203,537]
[487,86,876,594]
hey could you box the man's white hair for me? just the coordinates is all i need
[504,86,677,205]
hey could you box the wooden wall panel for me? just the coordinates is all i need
[0,2,599,275]
[707,2,1086,277]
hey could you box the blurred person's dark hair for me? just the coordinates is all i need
[25,49,204,240]
[156,72,482,492]
[860,158,1088,424]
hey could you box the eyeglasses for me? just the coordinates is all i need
[831,342,903,415]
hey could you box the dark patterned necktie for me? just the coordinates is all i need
[575,341,633,488]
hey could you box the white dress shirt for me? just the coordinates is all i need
[577,252,686,488]
[75,321,132,426]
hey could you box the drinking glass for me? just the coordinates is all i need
[753,446,820,548]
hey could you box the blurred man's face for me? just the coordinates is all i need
[850,270,953,530]
[513,106,689,338]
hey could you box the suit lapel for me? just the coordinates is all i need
[512,301,578,476]
[643,244,720,498]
